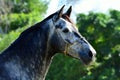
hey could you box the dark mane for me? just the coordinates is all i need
[42,12,57,22]
[20,12,57,37]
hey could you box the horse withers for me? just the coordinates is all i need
[0,5,96,80]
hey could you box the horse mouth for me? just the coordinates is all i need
[67,52,95,65]
[66,42,96,65]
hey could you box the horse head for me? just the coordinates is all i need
[49,5,96,65]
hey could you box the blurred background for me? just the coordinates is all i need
[0,0,120,80]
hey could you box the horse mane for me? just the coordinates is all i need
[20,12,57,37]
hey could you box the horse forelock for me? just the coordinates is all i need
[62,15,73,24]
[62,14,77,29]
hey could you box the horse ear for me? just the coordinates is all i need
[53,5,65,21]
[58,5,65,17]
[65,6,72,17]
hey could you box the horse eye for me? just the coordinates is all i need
[63,28,69,33]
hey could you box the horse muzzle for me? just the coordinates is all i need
[66,41,96,65]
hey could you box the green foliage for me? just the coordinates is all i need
[11,0,48,13]
[1,12,43,33]
[0,0,47,33]
[0,31,20,52]
[46,54,87,80]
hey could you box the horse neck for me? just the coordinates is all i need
[1,19,55,80]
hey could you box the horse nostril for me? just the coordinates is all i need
[88,51,93,58]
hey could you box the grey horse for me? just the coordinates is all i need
[0,5,96,80]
